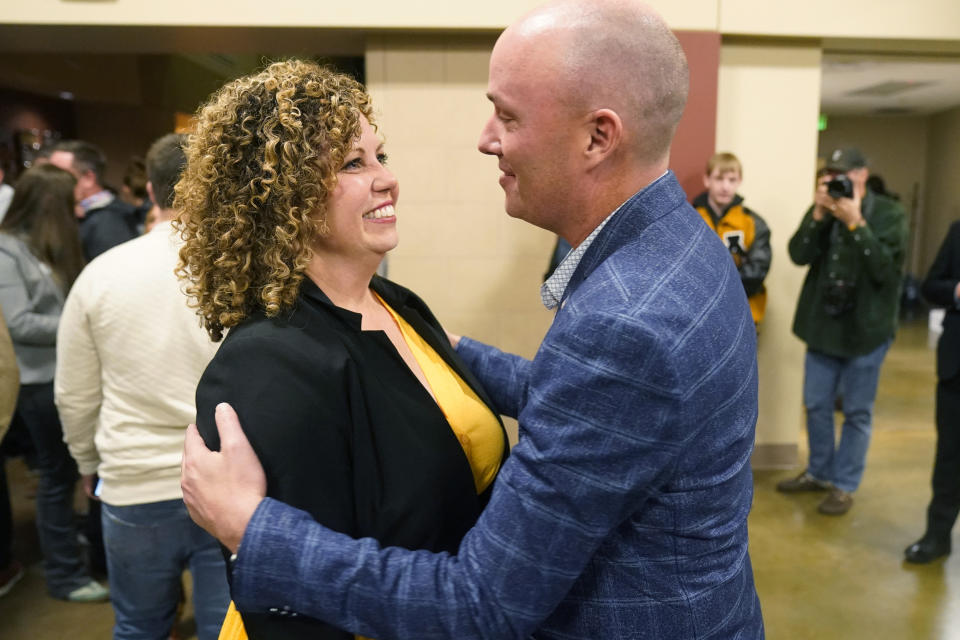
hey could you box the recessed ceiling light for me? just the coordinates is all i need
[846,80,935,97]
[59,91,75,100]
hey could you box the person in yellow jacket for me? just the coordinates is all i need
[693,152,771,325]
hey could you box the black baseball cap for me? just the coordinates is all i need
[825,147,867,172]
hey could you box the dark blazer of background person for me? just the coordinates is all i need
[78,198,136,261]
[918,220,960,543]
[924,221,960,381]
[196,275,509,640]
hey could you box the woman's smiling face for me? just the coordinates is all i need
[314,115,399,261]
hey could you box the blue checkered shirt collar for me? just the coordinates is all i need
[540,174,666,310]
[540,215,613,310]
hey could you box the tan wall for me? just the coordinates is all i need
[923,107,960,275]
[818,115,930,274]
[0,0,717,30]
[6,0,960,40]
[720,0,960,40]
[716,42,823,463]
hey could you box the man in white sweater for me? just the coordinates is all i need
[55,134,229,640]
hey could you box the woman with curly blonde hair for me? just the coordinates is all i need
[177,60,508,640]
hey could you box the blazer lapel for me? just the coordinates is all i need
[372,278,509,461]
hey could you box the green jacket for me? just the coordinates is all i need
[788,190,908,358]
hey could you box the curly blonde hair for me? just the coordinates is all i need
[175,59,374,341]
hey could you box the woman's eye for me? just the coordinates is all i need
[377,153,388,165]
[342,158,362,170]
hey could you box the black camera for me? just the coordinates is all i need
[826,174,854,199]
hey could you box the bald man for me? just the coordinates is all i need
[182,1,765,637]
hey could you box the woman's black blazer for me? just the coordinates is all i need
[196,276,508,639]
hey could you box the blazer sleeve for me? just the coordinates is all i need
[455,337,532,419]
[228,307,702,639]
[196,332,358,539]
[921,222,960,308]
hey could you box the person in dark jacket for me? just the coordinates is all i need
[174,60,508,640]
[692,152,771,326]
[49,140,136,260]
[778,147,908,515]
[904,221,960,563]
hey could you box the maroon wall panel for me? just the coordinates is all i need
[670,31,720,203]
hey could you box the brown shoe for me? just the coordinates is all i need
[776,471,830,493]
[818,488,853,515]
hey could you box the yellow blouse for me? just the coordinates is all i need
[377,294,504,495]
[218,297,504,640]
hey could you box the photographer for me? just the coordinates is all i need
[778,147,908,515]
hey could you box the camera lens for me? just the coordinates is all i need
[826,175,853,199]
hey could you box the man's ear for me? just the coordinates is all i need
[703,174,711,190]
[80,169,98,191]
[146,181,156,205]
[584,108,622,168]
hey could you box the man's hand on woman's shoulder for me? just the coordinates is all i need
[182,403,267,553]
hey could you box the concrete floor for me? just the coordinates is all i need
[0,319,956,639]
[752,321,959,640]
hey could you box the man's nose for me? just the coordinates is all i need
[477,116,501,156]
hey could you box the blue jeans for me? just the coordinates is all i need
[803,339,892,492]
[11,383,91,597]
[102,499,229,640]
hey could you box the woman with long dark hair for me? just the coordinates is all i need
[0,164,107,602]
